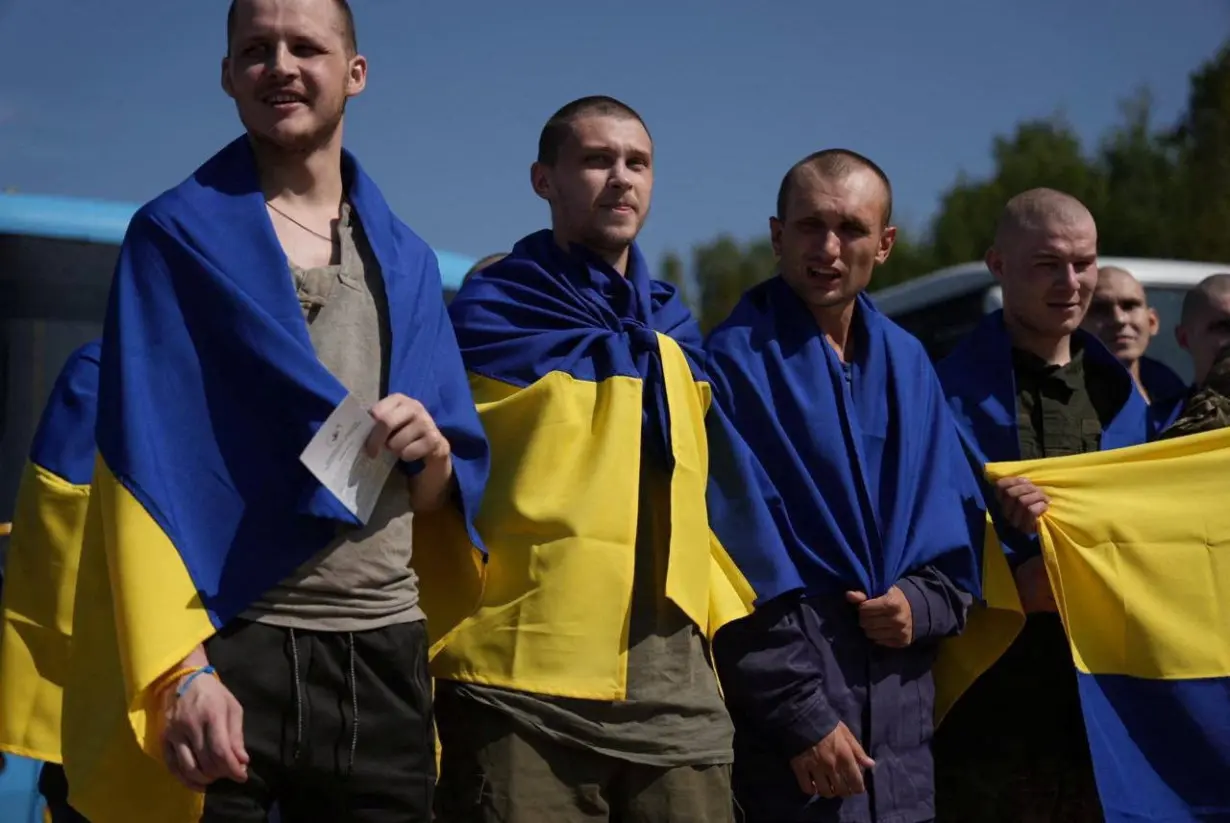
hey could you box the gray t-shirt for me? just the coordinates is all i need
[447,462,735,767]
[243,204,423,632]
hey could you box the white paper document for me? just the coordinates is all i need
[299,394,396,525]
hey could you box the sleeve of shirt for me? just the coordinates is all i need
[713,594,841,757]
[899,564,975,642]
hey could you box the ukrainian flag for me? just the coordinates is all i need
[986,427,1230,821]
[414,231,780,699]
[61,137,488,823]
[0,341,99,764]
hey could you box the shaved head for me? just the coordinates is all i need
[1085,264,1157,379]
[1177,273,1230,386]
[1098,266,1143,291]
[1181,273,1230,327]
[993,188,1095,251]
[776,149,892,225]
[986,188,1099,353]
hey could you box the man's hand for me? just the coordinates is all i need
[995,476,1049,535]
[160,659,248,792]
[366,394,450,465]
[845,586,913,648]
[789,722,875,799]
[366,394,454,512]
[1014,555,1058,614]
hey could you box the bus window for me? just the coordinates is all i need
[0,233,114,528]
[887,287,991,362]
[1142,285,1194,385]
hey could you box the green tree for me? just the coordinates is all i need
[1173,41,1230,261]
[666,36,1230,329]
[689,235,776,333]
[930,117,1106,267]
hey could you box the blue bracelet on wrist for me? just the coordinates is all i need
[176,665,217,698]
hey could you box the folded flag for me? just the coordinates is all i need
[0,341,100,763]
[986,427,1230,822]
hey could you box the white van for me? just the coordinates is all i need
[870,257,1230,384]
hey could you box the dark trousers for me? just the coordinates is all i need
[933,615,1102,823]
[434,687,734,823]
[201,619,435,823]
[38,763,90,823]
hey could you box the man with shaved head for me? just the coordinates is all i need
[1156,273,1230,438]
[706,149,984,822]
[433,95,738,822]
[933,188,1150,821]
[1082,266,1185,403]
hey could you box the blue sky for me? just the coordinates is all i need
[0,0,1226,271]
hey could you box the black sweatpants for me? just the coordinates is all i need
[201,618,435,823]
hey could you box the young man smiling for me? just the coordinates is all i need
[59,2,487,822]
[933,189,1150,822]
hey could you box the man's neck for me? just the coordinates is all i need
[553,230,630,276]
[1004,316,1072,366]
[251,129,345,210]
[814,299,858,363]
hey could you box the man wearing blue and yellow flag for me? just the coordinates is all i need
[0,341,100,823]
[428,96,747,823]
[932,188,1150,822]
[704,150,985,823]
[972,271,1230,821]
[60,1,489,822]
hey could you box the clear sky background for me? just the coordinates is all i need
[0,0,1226,270]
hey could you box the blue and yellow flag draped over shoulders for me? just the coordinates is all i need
[933,310,1150,720]
[985,428,1230,822]
[0,340,99,763]
[703,279,985,608]
[62,137,488,823]
[415,229,756,701]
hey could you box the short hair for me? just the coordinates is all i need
[536,96,650,166]
[775,149,893,224]
[226,0,357,55]
[1180,273,1230,327]
[993,188,1093,249]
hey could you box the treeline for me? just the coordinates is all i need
[663,40,1230,332]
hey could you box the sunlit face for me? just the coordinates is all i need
[989,214,1099,340]
[222,0,365,152]
[770,167,895,313]
[531,114,653,256]
[1178,290,1230,386]
[1083,269,1158,366]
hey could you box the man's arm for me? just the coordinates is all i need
[896,565,976,642]
[713,594,839,756]
[714,595,874,798]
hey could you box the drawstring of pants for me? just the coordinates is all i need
[347,631,359,780]
[290,628,304,763]
[287,627,360,779]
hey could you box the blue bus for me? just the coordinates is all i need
[0,191,478,821]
